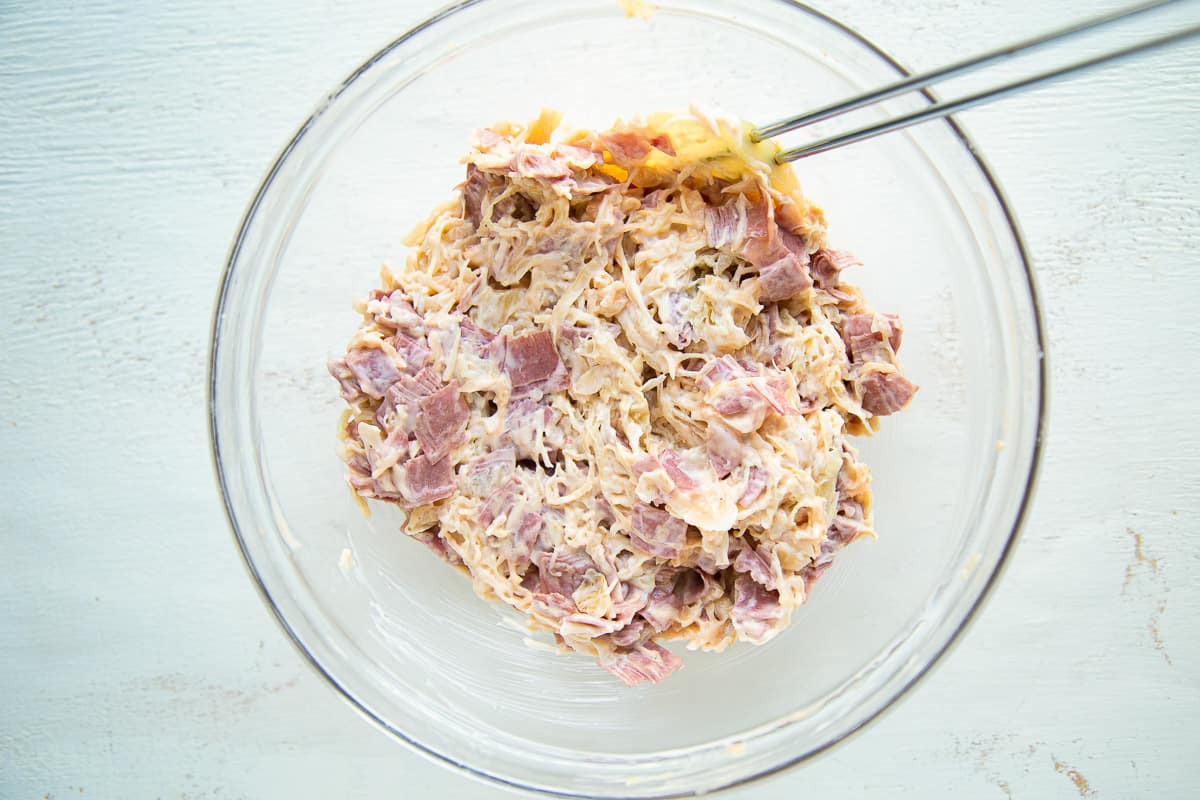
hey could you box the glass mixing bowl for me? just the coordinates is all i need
[209,0,1045,795]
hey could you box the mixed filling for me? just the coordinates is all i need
[328,110,916,684]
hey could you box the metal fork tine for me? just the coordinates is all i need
[752,0,1183,143]
[774,22,1200,163]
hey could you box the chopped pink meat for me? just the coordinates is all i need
[374,391,400,429]
[777,227,809,258]
[659,449,699,492]
[344,346,402,399]
[327,357,362,402]
[391,332,432,375]
[841,314,875,361]
[557,323,588,345]
[756,252,812,302]
[609,618,650,648]
[738,196,776,267]
[459,317,496,354]
[513,364,570,398]
[575,173,621,197]
[471,127,508,152]
[756,373,800,415]
[811,248,862,289]
[479,476,519,526]
[485,332,507,363]
[829,496,869,544]
[365,426,409,477]
[704,202,741,251]
[503,330,564,388]
[415,382,469,461]
[533,548,596,597]
[347,446,408,500]
[882,313,904,351]
[651,565,681,586]
[709,388,760,416]
[530,591,576,619]
[843,313,903,364]
[511,510,543,565]
[354,477,403,502]
[649,133,675,156]
[564,613,623,636]
[690,550,721,575]
[807,537,839,572]
[738,465,768,507]
[709,385,770,433]
[641,585,682,631]
[704,193,774,260]
[858,370,918,416]
[702,357,800,428]
[397,453,454,507]
[775,199,814,237]
[675,569,707,604]
[800,559,833,591]
[733,542,776,590]
[632,453,661,475]
[346,455,373,495]
[609,580,650,625]
[630,504,687,559]
[370,290,424,334]
[412,529,464,567]
[731,573,785,643]
[411,341,432,372]
[461,163,487,225]
[554,143,602,169]
[598,641,683,686]
[697,355,753,389]
[515,148,572,180]
[640,567,688,631]
[376,366,442,429]
[599,130,652,161]
[706,421,744,479]
[392,366,441,401]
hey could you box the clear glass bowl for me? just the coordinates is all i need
[209,0,1045,796]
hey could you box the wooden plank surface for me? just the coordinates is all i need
[1,0,1196,797]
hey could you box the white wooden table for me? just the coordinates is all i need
[2,0,1197,797]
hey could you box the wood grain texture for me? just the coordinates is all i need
[1,0,1197,797]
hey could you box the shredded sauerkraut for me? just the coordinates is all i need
[327,109,916,684]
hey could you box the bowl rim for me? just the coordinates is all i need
[208,0,1048,795]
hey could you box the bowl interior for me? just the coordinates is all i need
[212,0,1042,796]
